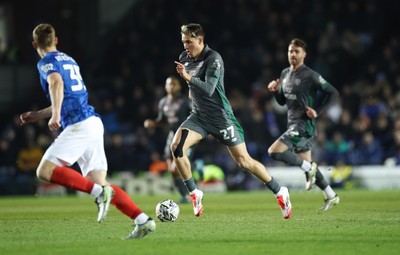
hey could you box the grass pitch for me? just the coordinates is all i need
[0,189,399,255]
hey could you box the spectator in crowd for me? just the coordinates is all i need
[330,161,353,189]
[15,125,43,194]
[353,132,383,165]
[324,131,352,165]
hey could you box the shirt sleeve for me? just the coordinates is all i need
[38,56,59,80]
[312,72,339,115]
[155,98,166,123]
[189,54,221,97]
[271,72,287,105]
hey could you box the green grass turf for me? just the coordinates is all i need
[0,189,399,255]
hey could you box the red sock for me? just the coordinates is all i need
[110,184,143,219]
[50,166,94,193]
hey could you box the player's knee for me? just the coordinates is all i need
[235,155,249,170]
[267,146,276,156]
[171,139,186,158]
[172,146,183,158]
[171,129,189,158]
[36,167,52,182]
[269,152,283,161]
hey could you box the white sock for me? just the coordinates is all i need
[301,160,312,172]
[134,213,149,225]
[323,186,336,199]
[90,183,103,197]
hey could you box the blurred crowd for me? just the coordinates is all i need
[1,0,400,195]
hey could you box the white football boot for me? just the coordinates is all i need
[275,187,292,219]
[127,218,156,239]
[189,189,204,217]
[95,185,114,223]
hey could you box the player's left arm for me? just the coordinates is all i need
[20,106,52,125]
[312,73,339,116]
[47,72,64,131]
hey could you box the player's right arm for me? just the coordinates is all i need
[175,53,221,97]
[267,79,280,92]
[267,78,286,105]
[47,72,64,131]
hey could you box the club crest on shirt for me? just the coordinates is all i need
[213,60,221,69]
[189,70,197,76]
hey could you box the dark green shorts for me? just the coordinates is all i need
[279,127,316,153]
[180,113,244,146]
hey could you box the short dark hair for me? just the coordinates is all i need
[181,23,205,38]
[290,38,307,52]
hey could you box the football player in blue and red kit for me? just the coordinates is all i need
[19,23,155,239]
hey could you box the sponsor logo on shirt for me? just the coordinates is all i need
[40,63,54,73]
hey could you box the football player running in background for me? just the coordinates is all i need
[173,23,292,219]
[20,23,155,239]
[144,75,192,204]
[267,38,340,211]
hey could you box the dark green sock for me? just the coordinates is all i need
[270,150,303,166]
[174,178,189,197]
[265,177,281,195]
[183,177,197,193]
[315,170,329,190]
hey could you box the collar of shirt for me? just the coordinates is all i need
[196,44,210,61]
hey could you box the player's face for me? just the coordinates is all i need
[288,44,306,67]
[181,34,203,59]
[165,78,181,95]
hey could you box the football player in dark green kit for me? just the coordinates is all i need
[172,23,292,219]
[267,38,340,211]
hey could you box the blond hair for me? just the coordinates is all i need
[181,23,204,38]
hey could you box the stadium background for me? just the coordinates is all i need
[1,0,399,195]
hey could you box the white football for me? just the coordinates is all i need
[155,199,180,222]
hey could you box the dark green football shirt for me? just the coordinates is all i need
[272,64,339,137]
[178,45,244,144]
[157,93,192,133]
[179,45,236,124]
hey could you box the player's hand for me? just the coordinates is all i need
[305,106,318,119]
[174,61,185,73]
[267,79,280,92]
[174,61,191,81]
[48,115,61,131]
[144,119,156,128]
[20,111,39,125]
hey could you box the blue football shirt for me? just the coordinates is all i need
[37,51,97,128]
